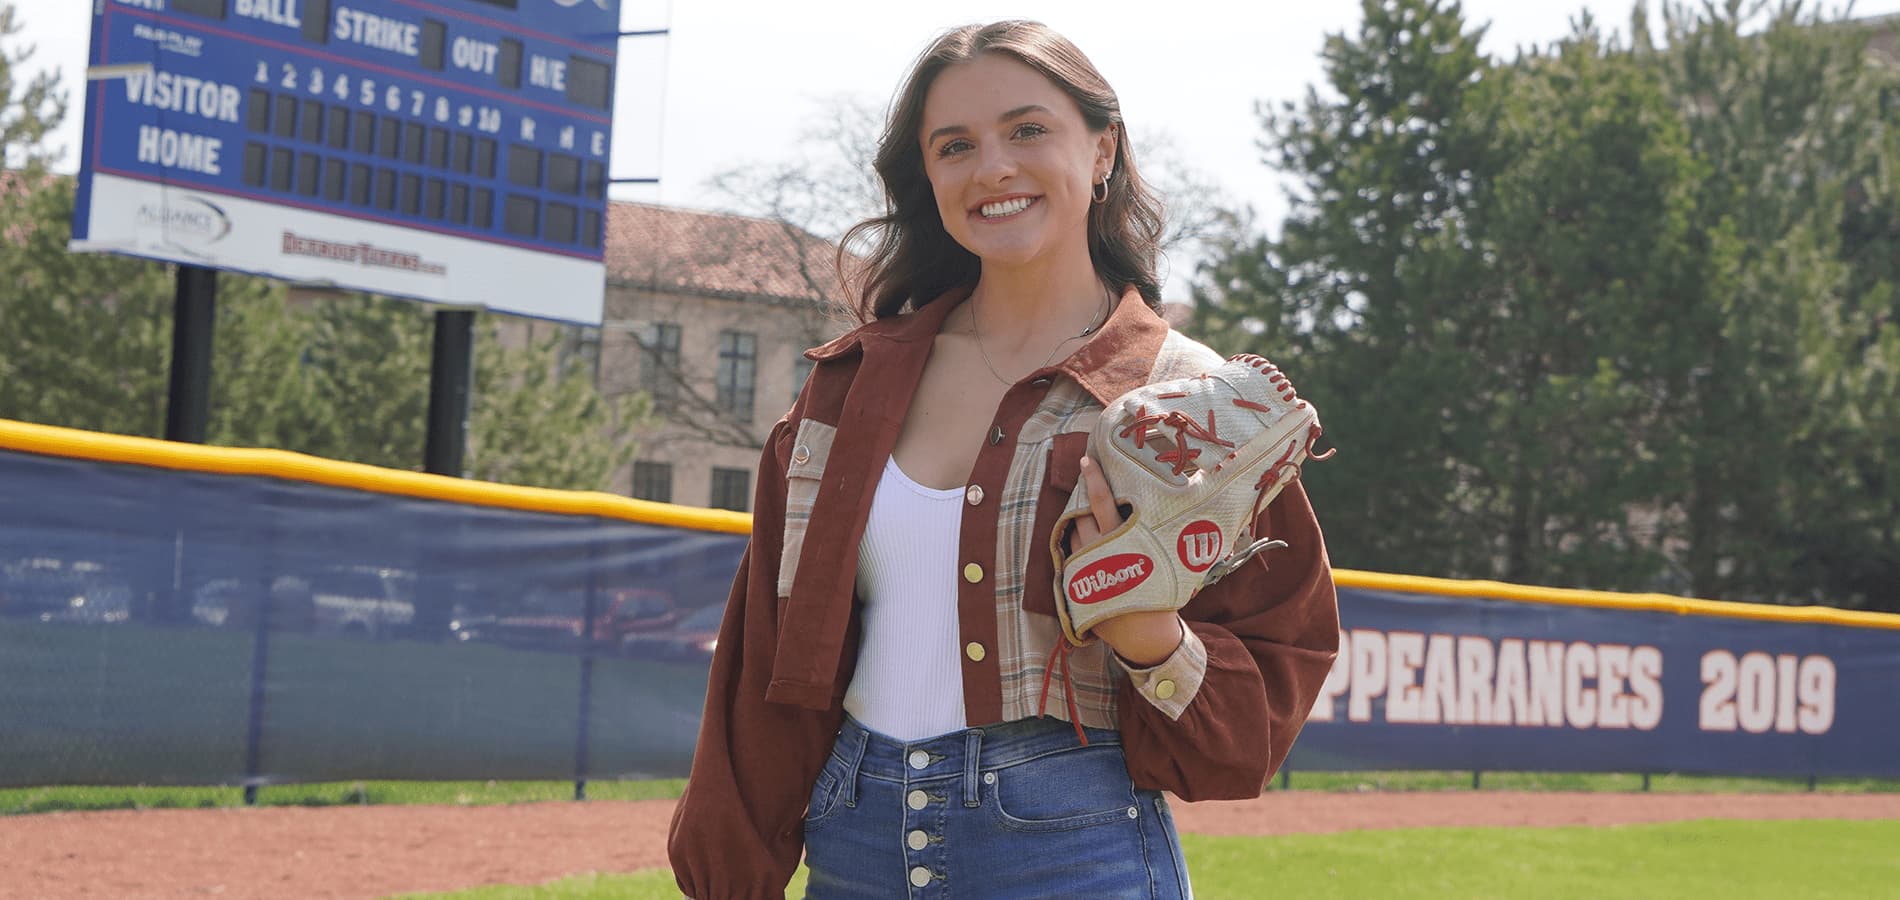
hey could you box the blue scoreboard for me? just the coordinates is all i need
[73,0,622,326]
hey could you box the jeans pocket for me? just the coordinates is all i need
[988,745,1139,833]
[803,764,846,833]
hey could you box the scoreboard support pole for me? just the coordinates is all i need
[424,309,476,478]
[164,265,218,445]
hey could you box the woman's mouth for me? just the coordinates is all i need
[978,196,1038,219]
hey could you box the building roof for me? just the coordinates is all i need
[604,201,855,307]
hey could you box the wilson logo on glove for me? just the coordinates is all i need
[1066,554,1152,604]
[1177,520,1223,572]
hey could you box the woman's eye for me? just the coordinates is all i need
[1013,123,1047,140]
[936,139,972,158]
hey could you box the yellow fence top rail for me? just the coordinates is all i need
[5,417,1897,631]
[0,417,750,535]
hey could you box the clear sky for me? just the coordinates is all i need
[13,0,1900,297]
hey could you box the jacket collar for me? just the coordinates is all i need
[805,285,1169,406]
[1044,287,1171,405]
[803,286,970,362]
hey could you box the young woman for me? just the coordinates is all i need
[668,20,1339,899]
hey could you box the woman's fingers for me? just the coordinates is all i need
[1081,455,1122,533]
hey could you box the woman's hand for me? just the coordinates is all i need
[1072,456,1185,668]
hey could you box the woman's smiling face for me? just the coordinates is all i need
[918,52,1115,271]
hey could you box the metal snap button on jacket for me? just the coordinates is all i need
[791,445,811,465]
[1155,679,1177,700]
[908,750,929,770]
[989,425,1005,445]
[906,789,928,810]
[965,642,986,662]
[907,829,929,850]
[962,563,983,583]
[965,484,984,506]
[910,866,932,887]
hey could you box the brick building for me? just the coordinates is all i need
[593,201,854,510]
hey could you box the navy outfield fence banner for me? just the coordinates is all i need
[1289,580,1900,779]
[3,417,1899,788]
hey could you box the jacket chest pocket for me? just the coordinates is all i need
[1022,430,1091,618]
[778,419,838,599]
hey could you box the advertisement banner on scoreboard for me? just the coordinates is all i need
[73,0,621,325]
[1289,587,1900,778]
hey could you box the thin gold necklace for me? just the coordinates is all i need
[970,284,1113,387]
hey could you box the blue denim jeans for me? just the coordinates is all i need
[802,713,1193,899]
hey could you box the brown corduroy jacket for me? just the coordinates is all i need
[667,287,1341,900]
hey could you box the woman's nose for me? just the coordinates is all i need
[972,144,1017,186]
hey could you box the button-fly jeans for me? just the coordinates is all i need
[802,713,1193,899]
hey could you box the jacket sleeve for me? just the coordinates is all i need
[669,416,848,900]
[1115,480,1340,801]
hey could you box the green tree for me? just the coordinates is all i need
[1192,0,1500,578]
[1460,16,1702,590]
[1198,0,1899,611]
[1643,0,1894,605]
[0,0,64,173]
[0,180,174,437]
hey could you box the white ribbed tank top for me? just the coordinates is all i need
[843,455,968,741]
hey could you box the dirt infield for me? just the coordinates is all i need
[3,792,1897,899]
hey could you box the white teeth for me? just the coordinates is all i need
[980,197,1033,218]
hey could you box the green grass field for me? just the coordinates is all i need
[6,769,1895,816]
[389,819,1900,900]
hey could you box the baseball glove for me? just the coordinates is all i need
[1048,354,1332,648]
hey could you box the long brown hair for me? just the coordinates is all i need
[840,20,1166,322]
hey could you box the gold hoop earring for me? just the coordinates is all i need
[1093,170,1112,204]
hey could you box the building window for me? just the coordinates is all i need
[639,322,681,412]
[631,461,673,503]
[792,356,815,407]
[710,467,751,512]
[716,330,757,422]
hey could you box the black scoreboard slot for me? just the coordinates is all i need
[323,159,347,202]
[402,123,425,164]
[451,133,473,173]
[296,154,321,197]
[497,39,523,90]
[327,107,351,150]
[352,112,376,155]
[425,179,446,219]
[349,163,372,206]
[582,209,601,249]
[583,161,605,200]
[242,143,267,188]
[300,100,324,144]
[374,169,397,211]
[503,194,538,238]
[449,183,470,224]
[272,95,298,139]
[378,116,401,159]
[545,202,578,243]
[302,0,331,44]
[549,154,580,195]
[566,56,612,111]
[400,174,423,216]
[246,90,270,133]
[269,148,294,192]
[506,146,542,188]
[474,138,497,178]
[472,188,495,229]
[420,20,448,72]
[171,0,226,21]
[428,129,450,169]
